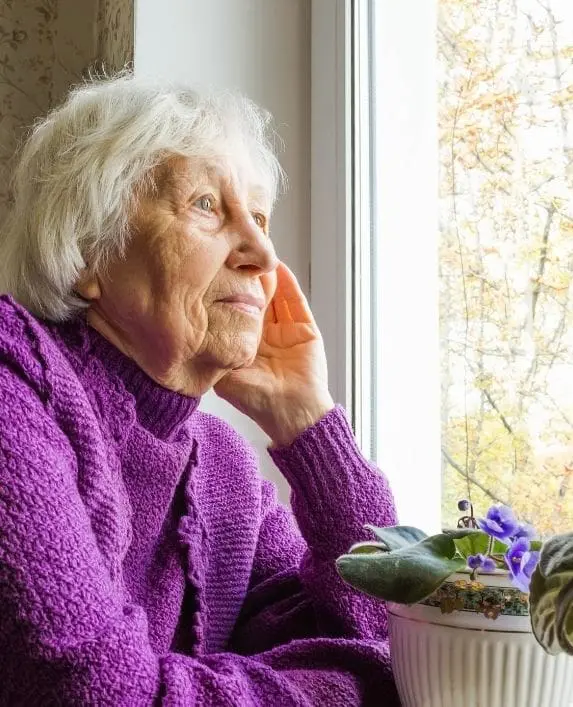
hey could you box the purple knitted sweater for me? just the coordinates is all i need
[0,295,400,706]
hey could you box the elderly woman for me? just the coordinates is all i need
[0,76,399,706]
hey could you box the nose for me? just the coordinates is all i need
[226,215,278,275]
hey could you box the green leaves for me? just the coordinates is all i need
[452,531,508,560]
[529,531,573,656]
[336,528,466,604]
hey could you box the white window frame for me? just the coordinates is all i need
[310,0,355,419]
[311,0,442,532]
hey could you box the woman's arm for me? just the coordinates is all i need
[230,406,397,655]
[0,361,401,706]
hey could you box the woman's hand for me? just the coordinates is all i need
[214,263,334,446]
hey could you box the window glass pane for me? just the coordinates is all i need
[439,0,573,534]
[370,1,441,531]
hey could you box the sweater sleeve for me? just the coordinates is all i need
[230,406,398,653]
[273,405,398,634]
[0,361,403,706]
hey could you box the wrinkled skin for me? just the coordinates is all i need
[76,151,333,445]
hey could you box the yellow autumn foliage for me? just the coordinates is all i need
[438,0,573,535]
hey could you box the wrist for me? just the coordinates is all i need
[263,394,335,447]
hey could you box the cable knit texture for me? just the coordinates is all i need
[0,295,400,706]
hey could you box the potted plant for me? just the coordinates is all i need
[337,502,573,707]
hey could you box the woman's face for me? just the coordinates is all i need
[81,150,279,396]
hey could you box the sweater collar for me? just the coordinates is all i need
[85,325,201,440]
[45,314,201,440]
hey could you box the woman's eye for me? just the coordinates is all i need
[252,212,266,229]
[195,195,214,212]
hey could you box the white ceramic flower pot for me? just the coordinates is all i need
[388,572,573,707]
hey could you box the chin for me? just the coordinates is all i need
[212,326,260,365]
[213,341,258,372]
[219,342,257,370]
[232,351,257,370]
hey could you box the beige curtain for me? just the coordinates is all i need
[0,0,134,217]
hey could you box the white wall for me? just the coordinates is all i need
[134,0,311,502]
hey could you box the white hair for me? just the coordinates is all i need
[0,73,285,321]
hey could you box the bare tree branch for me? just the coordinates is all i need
[532,206,555,320]
[482,389,515,436]
[441,447,512,507]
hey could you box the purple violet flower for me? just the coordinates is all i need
[477,505,519,541]
[467,553,496,573]
[504,538,540,593]
[512,523,536,540]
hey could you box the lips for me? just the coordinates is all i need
[216,293,266,313]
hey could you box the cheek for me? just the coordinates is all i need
[180,237,229,305]
[98,249,153,321]
[157,207,221,273]
[184,256,218,298]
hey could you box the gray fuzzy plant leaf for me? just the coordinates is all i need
[529,531,573,656]
[538,532,573,577]
[363,525,428,551]
[336,533,465,604]
[555,579,573,655]
[347,541,391,555]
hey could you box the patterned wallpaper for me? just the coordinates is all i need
[0,0,134,217]
[97,0,134,76]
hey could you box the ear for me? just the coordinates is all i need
[74,268,101,302]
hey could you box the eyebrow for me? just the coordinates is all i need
[179,159,270,208]
[247,185,271,207]
[249,185,269,198]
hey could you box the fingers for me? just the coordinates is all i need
[273,294,293,322]
[273,262,313,324]
[264,300,277,325]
